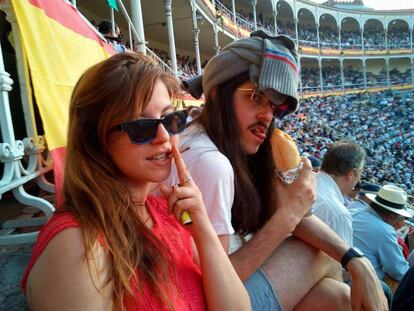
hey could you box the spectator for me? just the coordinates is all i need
[344,181,361,207]
[21,52,250,311]
[98,20,126,53]
[313,141,366,245]
[348,182,381,212]
[169,30,387,311]
[352,185,412,284]
[391,266,414,311]
[308,155,321,173]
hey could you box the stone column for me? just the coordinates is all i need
[164,0,178,76]
[319,58,324,92]
[131,0,146,53]
[316,23,320,50]
[385,26,388,51]
[190,1,202,75]
[294,18,299,45]
[411,57,414,85]
[340,58,345,91]
[251,0,257,30]
[273,8,278,35]
[363,58,367,88]
[231,0,236,25]
[386,58,390,86]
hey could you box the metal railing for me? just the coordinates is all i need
[212,1,412,54]
[1,1,55,245]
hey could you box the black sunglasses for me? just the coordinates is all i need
[112,110,188,144]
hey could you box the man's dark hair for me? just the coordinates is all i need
[98,20,112,36]
[321,140,366,176]
[370,202,397,218]
[198,72,277,235]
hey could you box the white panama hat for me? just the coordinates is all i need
[366,185,414,218]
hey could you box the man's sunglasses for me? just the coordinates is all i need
[237,87,290,119]
[111,110,188,144]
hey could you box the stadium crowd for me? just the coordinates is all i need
[148,47,201,78]
[213,2,411,50]
[279,90,414,196]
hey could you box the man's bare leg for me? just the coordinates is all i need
[294,278,351,311]
[261,236,349,311]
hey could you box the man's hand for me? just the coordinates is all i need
[347,257,388,311]
[274,157,316,229]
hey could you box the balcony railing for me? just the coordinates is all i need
[211,0,413,54]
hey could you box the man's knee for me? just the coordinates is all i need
[260,237,343,310]
[262,236,342,280]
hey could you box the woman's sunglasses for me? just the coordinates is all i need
[111,110,188,144]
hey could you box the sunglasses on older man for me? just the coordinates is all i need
[112,110,188,144]
[237,87,290,119]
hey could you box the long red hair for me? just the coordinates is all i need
[62,52,180,310]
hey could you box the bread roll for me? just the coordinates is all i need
[271,129,302,173]
[271,129,312,216]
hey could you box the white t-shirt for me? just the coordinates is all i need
[313,171,353,246]
[165,124,235,236]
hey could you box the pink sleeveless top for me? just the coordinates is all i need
[21,196,206,310]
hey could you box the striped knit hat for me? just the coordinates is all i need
[183,30,299,116]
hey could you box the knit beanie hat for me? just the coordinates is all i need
[183,30,299,116]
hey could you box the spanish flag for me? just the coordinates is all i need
[11,0,115,206]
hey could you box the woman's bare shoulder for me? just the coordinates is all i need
[26,227,112,311]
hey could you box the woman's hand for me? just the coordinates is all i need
[159,145,213,240]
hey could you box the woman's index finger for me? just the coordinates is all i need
[172,144,190,183]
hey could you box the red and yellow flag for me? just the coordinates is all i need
[11,0,115,206]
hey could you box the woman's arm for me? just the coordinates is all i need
[26,228,112,311]
[162,145,251,311]
[191,223,251,311]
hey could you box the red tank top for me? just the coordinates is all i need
[21,195,206,310]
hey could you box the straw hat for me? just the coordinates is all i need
[366,185,414,218]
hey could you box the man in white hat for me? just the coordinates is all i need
[347,182,381,213]
[352,184,412,283]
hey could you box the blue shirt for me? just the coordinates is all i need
[352,205,409,281]
[347,198,368,213]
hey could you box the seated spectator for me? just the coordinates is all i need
[391,266,414,311]
[352,185,411,284]
[408,250,414,268]
[344,181,361,207]
[313,140,366,245]
[98,20,126,53]
[308,155,321,173]
[21,52,250,310]
[348,182,381,212]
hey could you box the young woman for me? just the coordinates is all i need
[21,52,250,311]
